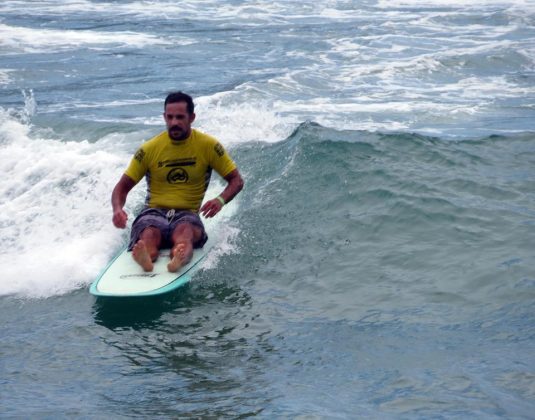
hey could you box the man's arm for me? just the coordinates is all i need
[111,174,137,228]
[200,169,244,218]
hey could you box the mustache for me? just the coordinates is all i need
[169,125,182,131]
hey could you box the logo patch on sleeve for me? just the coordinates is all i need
[214,143,225,157]
[134,148,146,163]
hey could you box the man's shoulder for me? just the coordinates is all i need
[136,131,168,157]
[144,131,168,147]
[192,128,218,145]
[192,130,235,172]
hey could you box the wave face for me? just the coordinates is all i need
[1,1,534,418]
[236,123,535,317]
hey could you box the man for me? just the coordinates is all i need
[111,91,243,273]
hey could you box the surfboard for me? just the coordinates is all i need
[89,243,210,297]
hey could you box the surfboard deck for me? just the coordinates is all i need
[89,243,210,297]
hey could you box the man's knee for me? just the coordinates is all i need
[172,223,202,243]
[139,226,162,247]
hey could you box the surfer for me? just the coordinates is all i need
[111,91,243,272]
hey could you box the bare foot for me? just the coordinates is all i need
[132,240,154,272]
[167,242,192,273]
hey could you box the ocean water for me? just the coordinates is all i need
[1,0,535,417]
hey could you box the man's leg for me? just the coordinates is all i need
[132,226,162,272]
[167,223,203,273]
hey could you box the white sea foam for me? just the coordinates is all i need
[41,98,160,114]
[200,189,241,270]
[0,23,173,54]
[195,93,297,144]
[0,109,134,298]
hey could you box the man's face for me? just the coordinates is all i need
[164,101,195,141]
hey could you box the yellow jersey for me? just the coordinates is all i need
[125,129,237,212]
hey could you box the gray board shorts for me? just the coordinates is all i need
[128,208,208,250]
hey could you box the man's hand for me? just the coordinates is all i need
[113,208,128,228]
[111,175,136,229]
[200,198,223,218]
[199,169,244,218]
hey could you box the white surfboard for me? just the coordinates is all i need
[90,243,210,297]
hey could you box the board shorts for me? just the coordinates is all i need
[128,208,208,250]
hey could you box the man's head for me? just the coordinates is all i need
[164,91,196,141]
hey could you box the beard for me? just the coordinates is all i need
[168,125,189,141]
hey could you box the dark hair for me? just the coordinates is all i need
[164,91,195,114]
